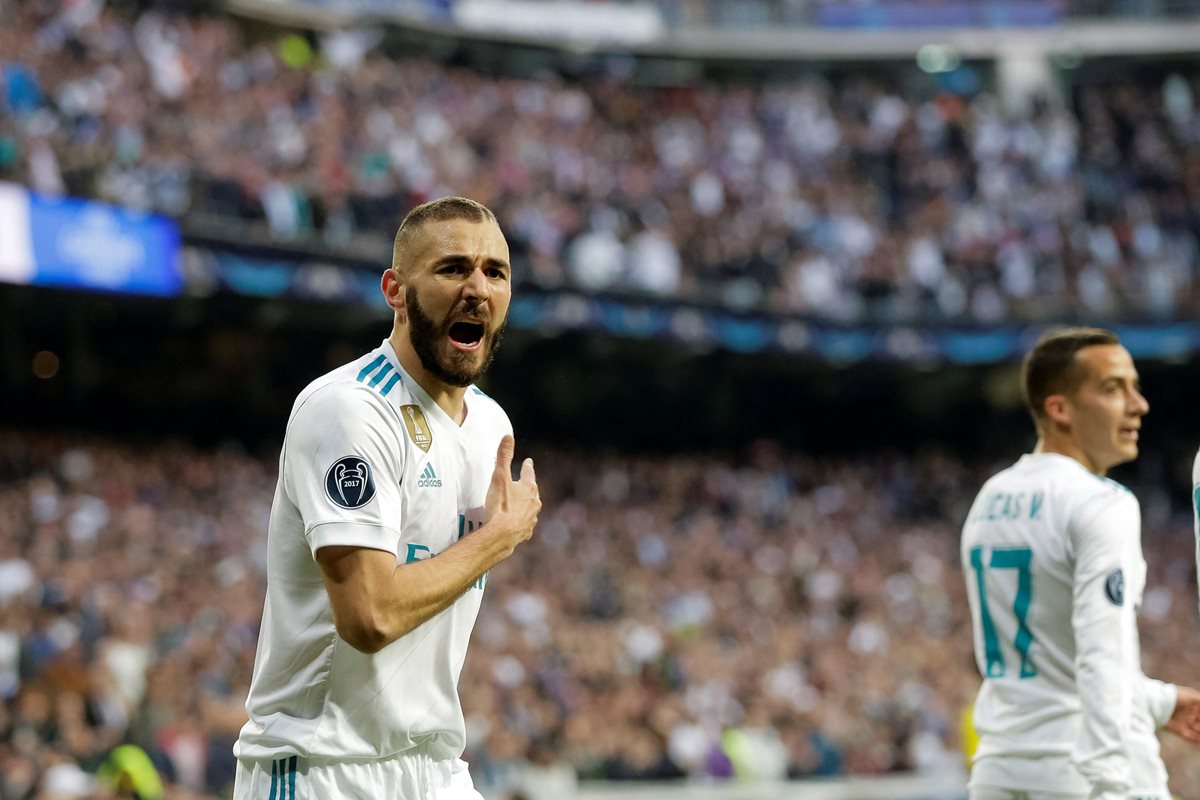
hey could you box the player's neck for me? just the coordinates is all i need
[1032,436,1105,476]
[389,331,469,425]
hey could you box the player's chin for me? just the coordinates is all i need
[1112,441,1139,465]
[445,343,487,371]
[439,347,488,385]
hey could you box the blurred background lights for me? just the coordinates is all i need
[32,350,60,380]
[917,44,962,73]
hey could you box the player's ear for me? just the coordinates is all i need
[1043,394,1071,428]
[382,267,407,316]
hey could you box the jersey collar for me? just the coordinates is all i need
[380,339,478,439]
[1019,452,1090,474]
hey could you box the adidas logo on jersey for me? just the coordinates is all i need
[417,463,443,488]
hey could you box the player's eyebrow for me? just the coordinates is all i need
[433,254,510,272]
[1099,374,1138,388]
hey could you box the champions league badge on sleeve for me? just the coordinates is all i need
[1104,568,1125,606]
[325,456,376,509]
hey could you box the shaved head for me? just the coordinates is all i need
[392,196,498,274]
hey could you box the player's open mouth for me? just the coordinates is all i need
[448,321,485,352]
[1119,427,1139,441]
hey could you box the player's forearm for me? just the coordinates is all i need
[1073,698,1132,795]
[320,533,508,654]
[322,504,534,653]
[1141,675,1177,729]
[1072,624,1134,794]
[377,522,518,642]
[1069,498,1140,795]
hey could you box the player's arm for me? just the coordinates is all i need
[1147,679,1200,743]
[1141,676,1177,730]
[1193,448,1200,618]
[316,435,539,653]
[1069,492,1139,800]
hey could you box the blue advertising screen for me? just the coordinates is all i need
[26,192,183,296]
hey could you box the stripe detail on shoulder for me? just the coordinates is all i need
[356,353,404,400]
[356,354,387,383]
[367,362,394,388]
[1093,474,1133,495]
[471,385,502,407]
[381,373,402,396]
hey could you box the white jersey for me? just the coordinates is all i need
[1193,449,1200,616]
[235,340,512,763]
[961,453,1176,799]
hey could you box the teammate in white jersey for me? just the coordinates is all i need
[1193,448,1200,617]
[961,327,1200,800]
[233,197,542,799]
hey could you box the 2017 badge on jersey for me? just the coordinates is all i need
[1104,568,1125,606]
[400,405,433,452]
[325,456,376,509]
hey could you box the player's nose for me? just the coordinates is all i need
[461,267,490,300]
[1129,387,1149,416]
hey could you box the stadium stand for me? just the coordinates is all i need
[4,1,1200,799]
[2,2,1200,320]
[0,432,1197,798]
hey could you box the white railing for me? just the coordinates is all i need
[228,0,1200,60]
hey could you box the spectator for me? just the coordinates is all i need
[1,430,1197,796]
[3,2,1200,321]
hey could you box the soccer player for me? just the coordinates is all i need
[961,327,1200,800]
[1194,446,1200,618]
[232,197,541,799]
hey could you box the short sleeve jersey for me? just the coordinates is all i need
[235,340,513,762]
[961,453,1170,798]
[1193,448,1200,615]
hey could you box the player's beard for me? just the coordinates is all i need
[406,286,506,388]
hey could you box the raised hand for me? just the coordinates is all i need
[485,435,541,550]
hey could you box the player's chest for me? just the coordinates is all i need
[400,444,473,507]
[397,445,487,560]
[396,437,488,538]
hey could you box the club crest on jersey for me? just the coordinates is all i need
[1104,568,1124,606]
[325,456,376,509]
[400,405,433,453]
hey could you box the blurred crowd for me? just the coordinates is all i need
[3,2,1200,320]
[1,430,1198,799]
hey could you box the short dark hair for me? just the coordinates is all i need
[391,196,497,270]
[1021,327,1121,423]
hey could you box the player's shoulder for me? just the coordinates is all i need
[1088,473,1134,500]
[973,456,1040,499]
[985,455,1137,525]
[1063,474,1137,527]
[466,384,513,432]
[1060,461,1134,504]
[1192,445,1200,483]
[1021,453,1133,499]
[289,351,405,426]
